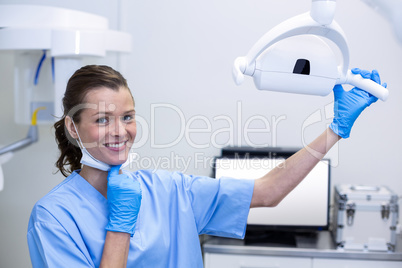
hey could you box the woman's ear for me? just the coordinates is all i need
[65,116,79,139]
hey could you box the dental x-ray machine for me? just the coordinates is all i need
[233,0,389,101]
[0,5,132,191]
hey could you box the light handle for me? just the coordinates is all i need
[340,70,389,101]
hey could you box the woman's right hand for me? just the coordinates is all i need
[105,165,142,236]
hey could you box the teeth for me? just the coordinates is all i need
[106,142,125,148]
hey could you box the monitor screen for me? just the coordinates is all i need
[214,156,330,231]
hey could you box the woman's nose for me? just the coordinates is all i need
[110,118,127,136]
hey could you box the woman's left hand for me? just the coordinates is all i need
[329,68,387,139]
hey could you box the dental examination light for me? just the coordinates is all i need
[233,0,389,101]
[0,107,44,191]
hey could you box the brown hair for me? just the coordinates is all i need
[54,65,131,177]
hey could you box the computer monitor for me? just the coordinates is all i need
[213,148,330,232]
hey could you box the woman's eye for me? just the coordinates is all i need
[96,117,108,124]
[123,114,134,122]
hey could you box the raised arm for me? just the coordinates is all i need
[251,68,386,208]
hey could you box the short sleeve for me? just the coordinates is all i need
[27,208,94,268]
[187,175,254,239]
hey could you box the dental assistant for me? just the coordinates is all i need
[27,65,386,268]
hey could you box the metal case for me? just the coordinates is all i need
[332,184,399,252]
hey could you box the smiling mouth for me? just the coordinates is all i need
[104,141,128,148]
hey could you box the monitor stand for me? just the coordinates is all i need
[244,230,317,248]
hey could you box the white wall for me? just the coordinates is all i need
[0,0,401,267]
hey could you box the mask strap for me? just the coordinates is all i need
[71,120,85,150]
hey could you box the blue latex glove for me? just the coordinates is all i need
[329,68,387,139]
[105,165,142,236]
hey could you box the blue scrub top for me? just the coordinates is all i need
[27,169,254,267]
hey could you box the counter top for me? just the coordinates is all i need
[202,231,402,261]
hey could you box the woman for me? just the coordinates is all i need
[27,65,385,267]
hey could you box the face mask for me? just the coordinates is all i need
[72,121,130,171]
